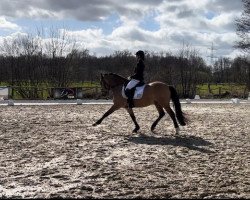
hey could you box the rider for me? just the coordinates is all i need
[125,50,145,108]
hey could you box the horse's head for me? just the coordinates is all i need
[100,73,128,92]
[100,73,111,91]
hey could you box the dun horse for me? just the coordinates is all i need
[93,73,187,134]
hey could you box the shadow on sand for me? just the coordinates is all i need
[126,134,214,153]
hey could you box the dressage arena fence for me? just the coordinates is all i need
[0,83,249,100]
[0,86,107,100]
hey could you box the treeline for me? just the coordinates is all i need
[0,34,249,98]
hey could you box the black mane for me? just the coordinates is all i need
[107,73,128,81]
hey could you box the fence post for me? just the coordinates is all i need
[219,87,221,98]
[11,86,14,99]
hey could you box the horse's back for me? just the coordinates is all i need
[148,81,167,86]
[145,81,171,103]
[148,81,169,91]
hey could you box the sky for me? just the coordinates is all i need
[0,0,245,64]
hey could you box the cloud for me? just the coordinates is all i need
[0,0,163,21]
[0,0,244,59]
[0,16,20,31]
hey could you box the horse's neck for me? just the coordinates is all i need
[111,74,127,86]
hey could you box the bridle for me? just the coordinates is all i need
[101,76,111,91]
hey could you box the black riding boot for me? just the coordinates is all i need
[125,89,134,108]
[127,97,134,108]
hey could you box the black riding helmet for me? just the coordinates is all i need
[135,50,145,60]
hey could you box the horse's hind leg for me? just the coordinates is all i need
[93,105,120,126]
[151,102,165,132]
[125,108,140,133]
[164,105,180,134]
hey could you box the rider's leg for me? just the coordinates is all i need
[125,89,134,108]
[125,79,139,108]
[126,79,140,90]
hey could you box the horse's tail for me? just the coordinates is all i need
[169,86,187,126]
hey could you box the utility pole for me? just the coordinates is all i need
[207,42,218,71]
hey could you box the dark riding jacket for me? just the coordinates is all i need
[130,59,145,82]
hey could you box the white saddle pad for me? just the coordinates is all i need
[122,85,146,99]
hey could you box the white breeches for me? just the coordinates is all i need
[125,79,140,90]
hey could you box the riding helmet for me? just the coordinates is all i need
[135,50,145,60]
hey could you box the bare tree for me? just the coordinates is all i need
[177,43,206,98]
[235,0,250,53]
[213,57,232,83]
[235,0,250,91]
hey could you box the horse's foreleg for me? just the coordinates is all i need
[126,108,140,133]
[151,102,165,132]
[93,105,119,126]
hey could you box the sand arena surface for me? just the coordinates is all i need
[0,103,249,198]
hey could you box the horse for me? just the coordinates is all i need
[92,73,188,134]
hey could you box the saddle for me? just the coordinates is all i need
[122,81,146,99]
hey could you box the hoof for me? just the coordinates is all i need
[132,127,140,133]
[151,122,157,132]
[92,122,99,126]
[175,127,180,134]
